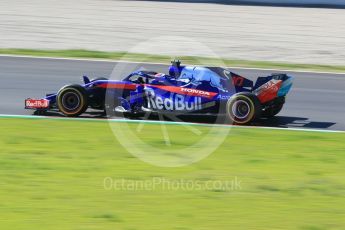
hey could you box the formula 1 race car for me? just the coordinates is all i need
[25,60,293,125]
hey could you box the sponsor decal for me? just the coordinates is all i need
[254,79,282,103]
[217,95,231,100]
[154,85,217,99]
[25,99,49,109]
[180,88,210,96]
[147,93,202,111]
[232,76,244,87]
[255,80,280,94]
[224,70,246,87]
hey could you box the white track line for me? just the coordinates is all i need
[0,114,344,133]
[0,54,344,75]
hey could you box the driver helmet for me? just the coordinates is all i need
[169,59,182,77]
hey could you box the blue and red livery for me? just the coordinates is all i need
[25,60,293,124]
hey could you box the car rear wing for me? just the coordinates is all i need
[253,74,291,90]
[253,74,293,103]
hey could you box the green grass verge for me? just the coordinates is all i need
[1,48,345,73]
[1,117,345,229]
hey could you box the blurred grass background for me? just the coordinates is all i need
[1,48,345,73]
[0,117,345,229]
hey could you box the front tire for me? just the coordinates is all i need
[226,92,262,125]
[57,85,88,117]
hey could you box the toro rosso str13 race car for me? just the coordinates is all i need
[25,60,293,125]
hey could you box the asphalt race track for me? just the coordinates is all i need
[1,56,344,131]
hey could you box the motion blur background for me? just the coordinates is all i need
[0,0,344,65]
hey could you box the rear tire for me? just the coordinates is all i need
[226,92,262,125]
[57,85,88,117]
[262,104,284,118]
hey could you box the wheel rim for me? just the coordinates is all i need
[232,100,250,119]
[61,92,81,111]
